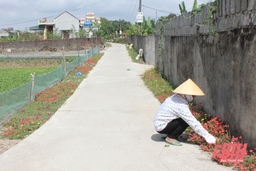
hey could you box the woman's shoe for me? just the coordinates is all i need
[165,139,182,146]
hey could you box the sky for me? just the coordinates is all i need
[0,0,211,31]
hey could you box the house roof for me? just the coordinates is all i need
[55,11,79,21]
[29,25,45,30]
[0,29,9,33]
[0,29,10,37]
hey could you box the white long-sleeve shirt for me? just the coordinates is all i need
[154,93,216,144]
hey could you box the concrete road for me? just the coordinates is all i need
[0,43,233,171]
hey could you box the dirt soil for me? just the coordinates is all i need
[0,139,22,154]
[0,58,62,68]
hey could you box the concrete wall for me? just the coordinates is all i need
[129,0,256,149]
[155,0,256,36]
[0,37,104,53]
[129,35,156,66]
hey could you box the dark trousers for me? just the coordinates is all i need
[157,118,189,139]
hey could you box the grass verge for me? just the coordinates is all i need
[126,46,144,64]
[142,68,173,103]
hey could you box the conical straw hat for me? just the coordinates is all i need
[173,78,205,96]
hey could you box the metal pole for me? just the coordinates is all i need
[139,0,141,12]
[156,10,157,22]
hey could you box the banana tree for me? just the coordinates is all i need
[179,1,187,14]
[127,17,155,36]
[141,17,155,36]
[192,0,198,11]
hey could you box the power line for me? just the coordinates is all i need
[126,0,136,21]
[0,0,107,28]
[142,4,178,15]
[125,0,135,21]
[70,0,106,12]
[127,0,139,22]
[0,18,45,27]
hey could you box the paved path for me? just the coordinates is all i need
[0,43,233,171]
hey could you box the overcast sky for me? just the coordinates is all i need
[0,0,211,31]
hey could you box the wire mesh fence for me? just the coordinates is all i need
[0,46,99,125]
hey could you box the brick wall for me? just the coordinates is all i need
[0,37,104,53]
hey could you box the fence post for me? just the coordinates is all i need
[86,48,89,61]
[62,46,66,77]
[85,48,86,61]
[96,36,98,52]
[77,48,80,66]
[30,72,36,101]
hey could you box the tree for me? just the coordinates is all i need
[141,17,155,35]
[179,1,187,14]
[127,17,155,36]
[78,28,87,38]
[192,0,198,11]
[127,24,138,36]
[98,18,132,40]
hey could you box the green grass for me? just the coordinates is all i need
[126,46,144,64]
[105,42,112,47]
[0,67,57,93]
[142,68,174,103]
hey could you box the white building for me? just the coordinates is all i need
[55,11,79,38]
[86,12,101,24]
[0,29,10,37]
[33,11,79,39]
[79,12,101,37]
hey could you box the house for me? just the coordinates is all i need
[0,28,14,37]
[30,11,79,39]
[80,12,101,37]
[0,29,9,37]
[55,11,79,38]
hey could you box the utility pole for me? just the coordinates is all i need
[119,19,122,35]
[156,10,157,22]
[139,0,141,13]
[137,0,143,36]
[138,0,142,35]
